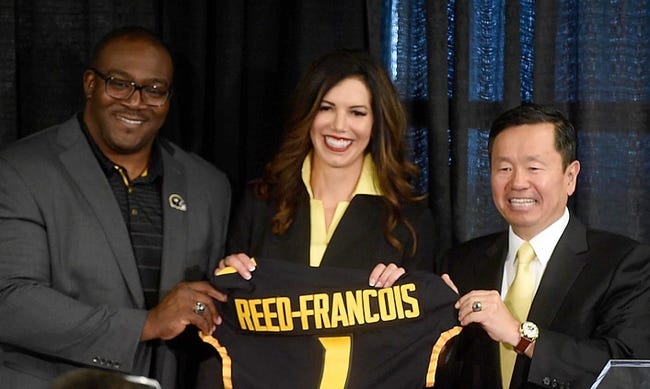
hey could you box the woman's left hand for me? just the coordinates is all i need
[368,263,406,288]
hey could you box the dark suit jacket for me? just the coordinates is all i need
[227,187,437,272]
[0,116,231,389]
[439,215,650,389]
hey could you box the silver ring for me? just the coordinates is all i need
[193,301,207,314]
[472,301,482,312]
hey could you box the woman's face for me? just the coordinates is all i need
[309,77,373,173]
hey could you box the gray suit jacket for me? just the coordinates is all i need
[0,116,231,389]
[439,216,650,388]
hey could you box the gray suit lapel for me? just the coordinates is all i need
[56,119,145,307]
[158,149,188,296]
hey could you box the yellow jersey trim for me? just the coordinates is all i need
[425,325,463,387]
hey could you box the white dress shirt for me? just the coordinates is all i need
[500,208,571,299]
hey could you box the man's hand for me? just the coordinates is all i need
[368,263,406,288]
[455,290,521,347]
[141,281,227,341]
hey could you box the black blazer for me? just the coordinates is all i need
[439,215,650,389]
[227,188,437,272]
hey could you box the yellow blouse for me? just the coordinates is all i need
[301,153,382,267]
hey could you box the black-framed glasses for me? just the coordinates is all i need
[90,68,172,107]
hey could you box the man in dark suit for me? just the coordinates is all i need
[0,27,231,388]
[439,103,650,388]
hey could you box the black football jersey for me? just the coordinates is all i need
[201,258,460,389]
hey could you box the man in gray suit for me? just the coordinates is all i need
[0,27,231,388]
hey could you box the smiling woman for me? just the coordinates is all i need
[309,76,374,226]
[223,49,435,272]
[202,50,450,389]
[248,49,426,253]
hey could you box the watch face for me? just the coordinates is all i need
[521,321,539,340]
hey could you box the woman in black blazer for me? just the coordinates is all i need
[196,50,459,389]
[221,49,436,282]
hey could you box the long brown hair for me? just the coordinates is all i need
[252,49,424,255]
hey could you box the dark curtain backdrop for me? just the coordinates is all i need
[0,0,382,204]
[160,1,383,202]
[2,0,648,252]
[395,0,649,251]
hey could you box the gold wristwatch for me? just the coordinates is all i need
[515,321,539,354]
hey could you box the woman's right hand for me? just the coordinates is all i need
[216,252,257,280]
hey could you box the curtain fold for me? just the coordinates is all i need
[424,0,454,252]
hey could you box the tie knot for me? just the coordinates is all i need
[517,241,536,265]
[517,242,535,265]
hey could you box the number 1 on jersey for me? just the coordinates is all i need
[318,336,352,388]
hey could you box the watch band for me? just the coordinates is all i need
[514,337,532,354]
[515,321,539,354]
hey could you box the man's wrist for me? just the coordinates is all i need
[509,321,522,346]
[140,311,157,341]
[514,321,539,354]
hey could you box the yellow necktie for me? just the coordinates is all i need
[500,241,536,389]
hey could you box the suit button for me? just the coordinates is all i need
[543,377,551,386]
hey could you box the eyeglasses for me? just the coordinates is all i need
[90,68,172,107]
